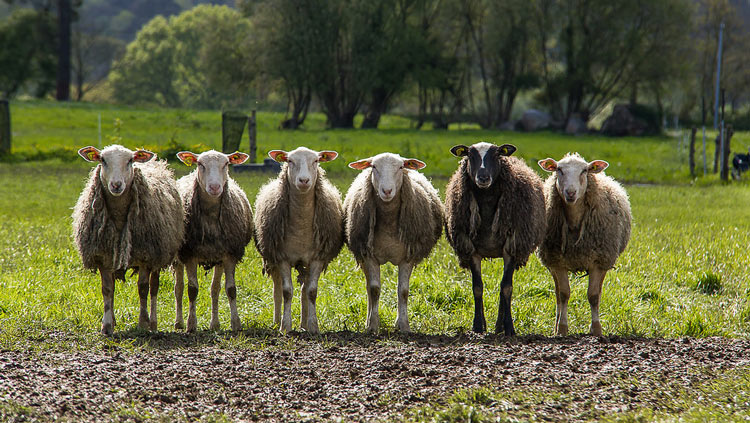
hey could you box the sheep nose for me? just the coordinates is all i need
[208,183,221,193]
[298,177,310,185]
[112,181,122,190]
[382,188,392,196]
[477,175,490,184]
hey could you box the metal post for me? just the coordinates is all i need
[713,22,724,130]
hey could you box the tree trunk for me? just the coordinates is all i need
[56,0,71,101]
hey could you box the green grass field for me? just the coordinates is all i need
[2,101,750,421]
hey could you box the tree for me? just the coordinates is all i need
[109,5,253,108]
[55,0,71,101]
[533,0,692,124]
[0,8,57,99]
[71,22,124,101]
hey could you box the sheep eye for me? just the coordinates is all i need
[557,168,563,175]
[198,163,204,169]
[101,158,107,166]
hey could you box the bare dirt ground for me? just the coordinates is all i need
[1,332,749,422]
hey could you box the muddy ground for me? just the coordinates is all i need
[1,332,749,422]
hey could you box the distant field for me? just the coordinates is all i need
[5,99,743,184]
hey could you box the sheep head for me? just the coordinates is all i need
[269,147,338,193]
[177,150,249,197]
[450,142,516,189]
[78,145,155,197]
[349,153,425,202]
[538,153,608,204]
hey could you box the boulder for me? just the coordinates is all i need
[565,114,587,135]
[519,109,552,132]
[499,120,517,131]
[600,104,660,137]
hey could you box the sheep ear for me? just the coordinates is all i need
[318,151,338,162]
[498,144,516,156]
[538,158,558,172]
[227,151,249,165]
[403,158,426,170]
[348,159,372,170]
[78,146,101,162]
[269,150,288,162]
[177,151,199,166]
[450,145,469,157]
[133,149,156,163]
[588,160,609,173]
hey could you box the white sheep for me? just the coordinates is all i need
[253,147,344,334]
[72,145,184,335]
[344,153,444,333]
[173,150,254,333]
[538,153,631,336]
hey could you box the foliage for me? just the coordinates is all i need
[0,8,57,99]
[109,5,253,109]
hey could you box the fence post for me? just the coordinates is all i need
[248,110,257,163]
[689,127,697,177]
[0,100,10,154]
[221,111,247,154]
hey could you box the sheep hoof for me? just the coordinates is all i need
[230,318,242,333]
[395,321,411,333]
[149,320,158,331]
[590,322,603,337]
[556,324,568,336]
[138,317,150,330]
[101,323,113,336]
[210,320,221,331]
[186,317,197,333]
[174,320,185,330]
[496,322,516,336]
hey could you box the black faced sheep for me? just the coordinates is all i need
[72,145,184,335]
[538,153,631,336]
[253,147,344,334]
[445,142,545,336]
[173,150,254,333]
[344,153,444,333]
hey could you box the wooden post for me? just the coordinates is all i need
[0,100,10,154]
[721,125,732,181]
[248,110,257,163]
[689,127,697,177]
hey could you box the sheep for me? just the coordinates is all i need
[253,147,344,334]
[72,144,184,335]
[537,153,631,336]
[344,153,444,333]
[173,150,254,333]
[444,142,545,336]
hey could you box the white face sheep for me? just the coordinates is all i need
[345,153,444,333]
[538,153,631,336]
[173,150,252,333]
[444,142,546,336]
[73,145,185,335]
[254,147,344,334]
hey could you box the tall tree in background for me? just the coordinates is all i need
[0,8,56,99]
[55,0,70,100]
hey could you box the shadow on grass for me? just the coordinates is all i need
[108,326,649,351]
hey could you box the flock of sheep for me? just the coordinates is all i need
[71,142,631,337]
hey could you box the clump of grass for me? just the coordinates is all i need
[694,272,722,295]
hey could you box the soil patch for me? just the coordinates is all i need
[1,332,749,421]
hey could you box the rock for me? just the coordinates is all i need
[519,109,552,132]
[600,104,660,137]
[565,114,587,135]
[499,120,517,131]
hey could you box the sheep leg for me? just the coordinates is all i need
[299,268,309,331]
[588,268,607,336]
[99,268,115,336]
[469,256,486,333]
[364,259,381,334]
[137,269,151,330]
[550,267,570,336]
[209,264,224,331]
[495,256,516,336]
[185,260,200,333]
[224,261,242,333]
[303,261,323,335]
[174,263,185,330]
[395,262,413,333]
[271,267,282,326]
[279,261,294,334]
[148,270,159,331]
